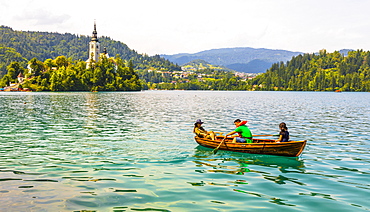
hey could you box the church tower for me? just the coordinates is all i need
[87,21,100,67]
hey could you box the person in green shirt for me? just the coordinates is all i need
[226,119,253,143]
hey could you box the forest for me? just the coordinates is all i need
[249,49,370,91]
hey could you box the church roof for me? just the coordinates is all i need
[91,22,99,42]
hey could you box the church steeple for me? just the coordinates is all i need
[91,21,98,42]
[86,20,100,68]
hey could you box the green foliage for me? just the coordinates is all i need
[0,26,181,78]
[0,45,27,77]
[250,49,370,92]
[1,55,142,91]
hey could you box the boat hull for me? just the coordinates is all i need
[195,136,306,157]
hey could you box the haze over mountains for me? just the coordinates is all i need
[162,48,355,73]
[162,47,303,73]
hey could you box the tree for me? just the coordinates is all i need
[6,62,23,80]
[54,56,69,69]
[29,58,44,76]
[44,59,55,71]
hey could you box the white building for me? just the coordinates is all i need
[86,21,100,68]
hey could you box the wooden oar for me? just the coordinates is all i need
[213,137,226,154]
[214,132,224,136]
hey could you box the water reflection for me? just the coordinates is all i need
[193,146,305,170]
[192,146,306,187]
[190,146,311,208]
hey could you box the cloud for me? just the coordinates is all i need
[15,8,70,25]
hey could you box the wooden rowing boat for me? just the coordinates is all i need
[195,136,307,157]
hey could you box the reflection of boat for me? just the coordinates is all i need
[194,146,305,170]
[195,136,307,157]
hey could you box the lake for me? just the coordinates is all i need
[0,91,369,211]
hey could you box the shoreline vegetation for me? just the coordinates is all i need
[0,26,369,92]
[0,55,141,92]
[2,49,370,92]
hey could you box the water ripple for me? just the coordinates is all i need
[0,91,369,211]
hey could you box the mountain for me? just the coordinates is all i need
[162,47,303,73]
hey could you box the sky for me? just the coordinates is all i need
[1,0,370,56]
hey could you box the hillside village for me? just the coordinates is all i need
[150,69,259,82]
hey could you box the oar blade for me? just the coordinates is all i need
[212,147,219,154]
[213,138,225,154]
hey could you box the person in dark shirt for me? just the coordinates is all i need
[275,122,289,143]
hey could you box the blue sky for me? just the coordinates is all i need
[1,0,370,55]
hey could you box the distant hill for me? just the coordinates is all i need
[338,49,354,56]
[162,47,303,73]
[182,59,232,72]
[226,59,272,73]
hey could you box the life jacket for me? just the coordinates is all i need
[236,120,247,127]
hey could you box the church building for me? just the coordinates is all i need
[86,21,109,68]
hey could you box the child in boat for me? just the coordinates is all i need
[226,119,253,143]
[275,122,289,143]
[193,119,216,140]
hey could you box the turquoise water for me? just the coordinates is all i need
[0,91,369,211]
